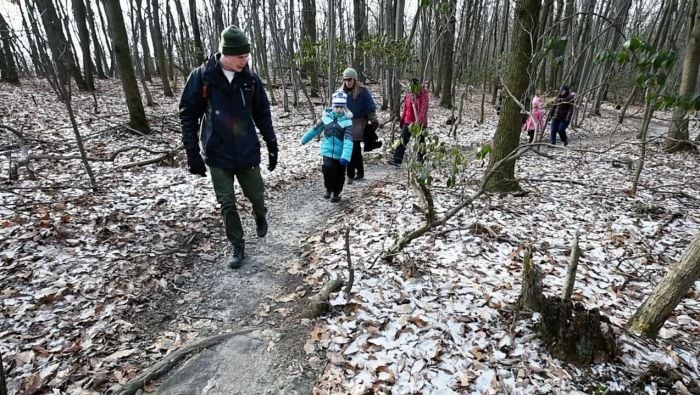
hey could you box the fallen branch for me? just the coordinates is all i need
[343,228,354,294]
[119,327,258,395]
[301,276,343,319]
[116,144,183,169]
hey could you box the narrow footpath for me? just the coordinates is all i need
[149,157,399,394]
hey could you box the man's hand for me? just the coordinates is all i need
[268,151,278,171]
[340,158,349,167]
[186,149,206,176]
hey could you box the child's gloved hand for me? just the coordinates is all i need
[340,159,349,167]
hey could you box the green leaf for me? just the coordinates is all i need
[617,51,629,64]
[475,145,492,160]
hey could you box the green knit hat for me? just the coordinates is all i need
[219,26,250,55]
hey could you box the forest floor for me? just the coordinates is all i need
[0,78,699,394]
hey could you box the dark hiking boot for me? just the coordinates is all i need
[388,159,400,167]
[331,194,341,203]
[323,190,331,199]
[354,174,364,181]
[256,216,268,237]
[227,245,245,269]
[347,177,354,185]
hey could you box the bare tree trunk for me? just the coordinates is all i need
[666,0,699,152]
[72,0,95,89]
[213,0,225,35]
[103,0,150,133]
[438,0,457,109]
[37,0,89,91]
[85,0,107,79]
[327,0,336,101]
[189,0,205,63]
[630,88,654,196]
[485,0,541,192]
[135,0,153,82]
[628,232,700,338]
[301,0,319,96]
[150,0,174,96]
[0,12,20,84]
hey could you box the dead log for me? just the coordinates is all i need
[562,233,581,300]
[301,277,343,319]
[627,232,700,338]
[119,327,258,395]
[516,247,544,311]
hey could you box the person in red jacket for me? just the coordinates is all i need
[389,78,429,166]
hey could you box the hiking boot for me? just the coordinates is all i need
[227,245,245,269]
[330,194,341,203]
[347,178,354,185]
[355,174,364,181]
[256,216,268,237]
[323,190,331,199]
[388,158,401,167]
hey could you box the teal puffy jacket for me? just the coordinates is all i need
[301,109,353,161]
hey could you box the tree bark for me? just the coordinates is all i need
[103,0,150,133]
[150,0,174,96]
[189,0,205,63]
[301,0,319,96]
[627,232,700,338]
[484,0,541,192]
[438,0,457,109]
[135,0,153,82]
[666,0,700,152]
[36,0,89,91]
[72,0,95,90]
[0,11,20,84]
[85,0,107,79]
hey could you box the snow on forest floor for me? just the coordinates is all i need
[0,78,698,394]
[298,94,700,393]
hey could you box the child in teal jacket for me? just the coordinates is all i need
[301,91,354,203]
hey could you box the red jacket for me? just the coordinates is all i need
[401,89,429,127]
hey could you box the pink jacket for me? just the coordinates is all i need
[401,89,429,127]
[523,96,545,132]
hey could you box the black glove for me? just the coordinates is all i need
[268,151,278,172]
[186,149,206,176]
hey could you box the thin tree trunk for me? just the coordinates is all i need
[628,232,700,338]
[189,0,205,63]
[0,12,20,84]
[301,0,319,96]
[438,0,457,109]
[150,0,174,96]
[73,0,95,89]
[135,0,153,82]
[103,0,150,133]
[666,0,699,152]
[85,0,107,79]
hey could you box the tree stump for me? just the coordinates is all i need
[516,247,544,311]
[539,297,617,365]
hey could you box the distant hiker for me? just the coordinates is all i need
[522,95,546,144]
[179,25,278,269]
[389,78,429,166]
[548,85,575,146]
[341,67,378,184]
[301,90,354,203]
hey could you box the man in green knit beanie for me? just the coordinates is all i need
[180,26,278,269]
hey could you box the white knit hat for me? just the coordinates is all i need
[331,90,347,107]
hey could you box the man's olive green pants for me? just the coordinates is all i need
[210,166,266,248]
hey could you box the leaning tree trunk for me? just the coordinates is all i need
[666,0,700,152]
[0,12,20,84]
[103,0,150,133]
[150,0,173,96]
[484,0,541,192]
[627,232,700,338]
[135,0,153,82]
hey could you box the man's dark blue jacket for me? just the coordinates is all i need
[180,54,277,169]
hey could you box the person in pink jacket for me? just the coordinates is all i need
[389,78,429,166]
[522,96,546,144]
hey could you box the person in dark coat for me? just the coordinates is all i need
[180,26,278,269]
[548,85,575,146]
[341,67,377,184]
